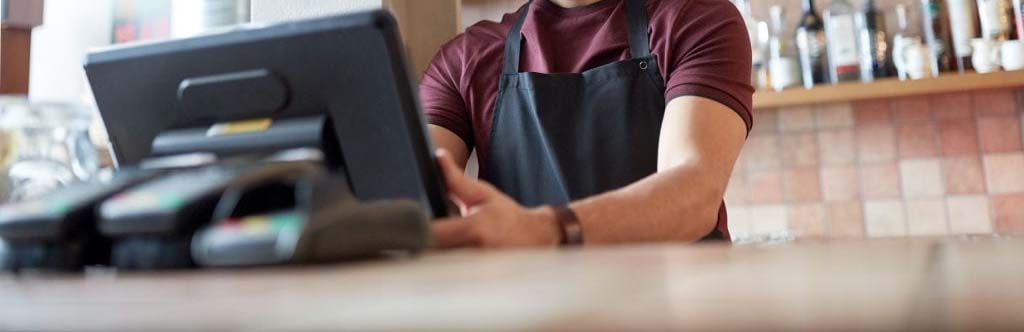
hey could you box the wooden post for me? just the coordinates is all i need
[0,0,44,95]
[0,26,31,94]
[382,0,461,82]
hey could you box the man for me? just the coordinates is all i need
[421,0,752,248]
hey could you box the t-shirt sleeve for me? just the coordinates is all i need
[660,0,754,133]
[419,36,474,147]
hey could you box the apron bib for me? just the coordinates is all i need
[482,0,727,240]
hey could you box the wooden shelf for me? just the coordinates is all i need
[753,70,1024,109]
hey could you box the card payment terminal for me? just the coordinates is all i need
[0,170,159,271]
[98,162,322,269]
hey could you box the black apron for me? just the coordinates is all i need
[482,0,727,240]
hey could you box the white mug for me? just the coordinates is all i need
[769,57,801,91]
[998,40,1024,71]
[899,39,933,80]
[972,38,1002,73]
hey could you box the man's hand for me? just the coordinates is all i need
[432,149,562,249]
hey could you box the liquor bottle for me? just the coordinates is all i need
[796,0,828,88]
[769,6,801,91]
[857,0,889,81]
[921,0,955,77]
[825,0,862,83]
[892,4,913,80]
[1015,0,1024,38]
[733,0,770,89]
[948,0,979,72]
[769,6,786,71]
[977,0,1015,40]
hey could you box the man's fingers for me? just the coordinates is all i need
[431,216,482,249]
[436,149,496,206]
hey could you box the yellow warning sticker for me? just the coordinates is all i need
[206,118,273,136]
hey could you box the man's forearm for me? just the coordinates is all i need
[565,162,727,244]
[555,96,744,244]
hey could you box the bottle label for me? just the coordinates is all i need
[797,28,827,84]
[828,14,859,67]
[797,28,825,59]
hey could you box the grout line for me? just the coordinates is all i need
[971,91,1000,235]
[889,97,911,238]
[928,102,955,236]
[851,104,872,239]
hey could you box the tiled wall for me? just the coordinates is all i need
[726,89,1024,242]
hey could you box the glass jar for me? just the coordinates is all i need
[0,97,99,202]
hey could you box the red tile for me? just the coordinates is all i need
[942,156,987,194]
[977,116,1023,153]
[938,120,980,156]
[788,204,826,238]
[780,132,819,167]
[748,170,784,205]
[854,99,892,125]
[743,135,782,171]
[931,93,974,120]
[861,164,902,199]
[973,89,1017,117]
[724,173,750,205]
[891,96,932,123]
[778,106,816,132]
[821,166,860,201]
[818,129,857,166]
[857,125,897,164]
[750,108,779,136]
[992,194,1024,234]
[814,103,854,129]
[828,201,865,239]
[783,168,822,203]
[897,123,939,159]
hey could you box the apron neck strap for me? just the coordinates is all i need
[624,0,651,59]
[502,0,652,75]
[502,1,533,75]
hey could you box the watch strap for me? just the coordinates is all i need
[553,204,584,246]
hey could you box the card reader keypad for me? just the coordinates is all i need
[101,167,237,218]
[216,212,304,235]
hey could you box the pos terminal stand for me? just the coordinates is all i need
[0,10,452,271]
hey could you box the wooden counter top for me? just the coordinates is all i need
[754,70,1024,109]
[1,237,1023,331]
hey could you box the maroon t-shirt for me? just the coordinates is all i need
[419,0,753,237]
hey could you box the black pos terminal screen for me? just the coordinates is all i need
[83,11,450,219]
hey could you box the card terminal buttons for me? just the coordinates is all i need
[98,166,240,236]
[193,211,306,267]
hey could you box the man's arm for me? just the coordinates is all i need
[568,96,746,243]
[431,96,746,247]
[429,124,471,171]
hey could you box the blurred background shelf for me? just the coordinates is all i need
[754,70,1024,109]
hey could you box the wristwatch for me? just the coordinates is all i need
[553,204,584,246]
